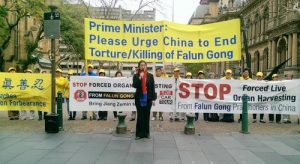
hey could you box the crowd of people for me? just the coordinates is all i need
[4,63,294,125]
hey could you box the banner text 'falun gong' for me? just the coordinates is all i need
[84,18,241,63]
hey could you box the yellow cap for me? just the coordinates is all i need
[25,69,33,73]
[186,72,192,76]
[68,69,74,75]
[225,69,232,74]
[256,72,263,77]
[173,67,180,72]
[272,74,279,78]
[8,67,16,72]
[56,68,63,73]
[99,69,105,73]
[198,70,204,74]
[87,64,94,68]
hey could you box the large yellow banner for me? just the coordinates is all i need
[0,73,51,112]
[84,18,241,63]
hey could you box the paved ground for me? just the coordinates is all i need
[1,131,300,164]
[1,111,300,164]
[1,111,300,135]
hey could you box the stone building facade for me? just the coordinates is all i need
[190,0,300,78]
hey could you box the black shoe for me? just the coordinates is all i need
[130,118,135,121]
[97,117,103,121]
[81,117,87,120]
[9,118,14,120]
[170,118,173,121]
[68,117,72,120]
[286,120,292,124]
[259,120,266,123]
[135,137,142,140]
[238,119,241,123]
[276,121,281,124]
[252,120,257,123]
[174,118,180,122]
[103,117,107,121]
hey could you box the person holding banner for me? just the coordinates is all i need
[20,69,35,120]
[81,64,97,120]
[170,67,182,121]
[269,74,282,123]
[220,69,235,123]
[252,72,266,123]
[282,73,293,124]
[55,69,69,115]
[38,70,48,120]
[133,60,156,140]
[238,68,252,123]
[7,67,19,120]
[66,69,76,120]
[113,71,123,121]
[151,68,165,121]
[98,69,108,121]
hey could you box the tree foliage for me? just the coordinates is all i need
[0,0,45,71]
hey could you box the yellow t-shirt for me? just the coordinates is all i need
[239,76,252,80]
[221,77,234,80]
[56,76,69,98]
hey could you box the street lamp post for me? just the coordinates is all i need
[45,0,61,114]
[44,0,61,133]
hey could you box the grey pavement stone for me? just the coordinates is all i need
[124,152,153,164]
[252,152,292,164]
[154,147,180,160]
[226,148,266,164]
[6,149,49,164]
[260,140,300,156]
[179,150,210,164]
[153,159,181,164]
[96,149,128,164]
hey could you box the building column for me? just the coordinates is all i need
[271,40,276,67]
[288,34,292,66]
[268,41,272,69]
[292,33,298,66]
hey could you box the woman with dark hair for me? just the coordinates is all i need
[113,71,123,121]
[133,60,156,140]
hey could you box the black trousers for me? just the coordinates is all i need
[203,113,209,121]
[253,114,264,120]
[98,111,108,119]
[269,114,281,122]
[135,100,152,138]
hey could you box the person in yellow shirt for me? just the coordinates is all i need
[252,72,266,123]
[7,67,19,120]
[20,69,35,120]
[269,74,281,123]
[55,69,69,117]
[220,69,234,122]
[238,68,252,123]
[66,69,76,120]
[171,67,182,121]
[38,70,48,120]
[151,67,167,121]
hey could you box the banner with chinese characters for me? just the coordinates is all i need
[176,79,300,115]
[0,73,51,112]
[70,76,175,112]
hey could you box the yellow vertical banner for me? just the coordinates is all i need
[84,18,241,63]
[0,73,51,112]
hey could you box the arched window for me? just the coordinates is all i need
[263,7,269,34]
[277,38,287,67]
[263,48,269,70]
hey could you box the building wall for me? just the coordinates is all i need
[189,0,300,79]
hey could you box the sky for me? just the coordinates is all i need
[82,0,200,24]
